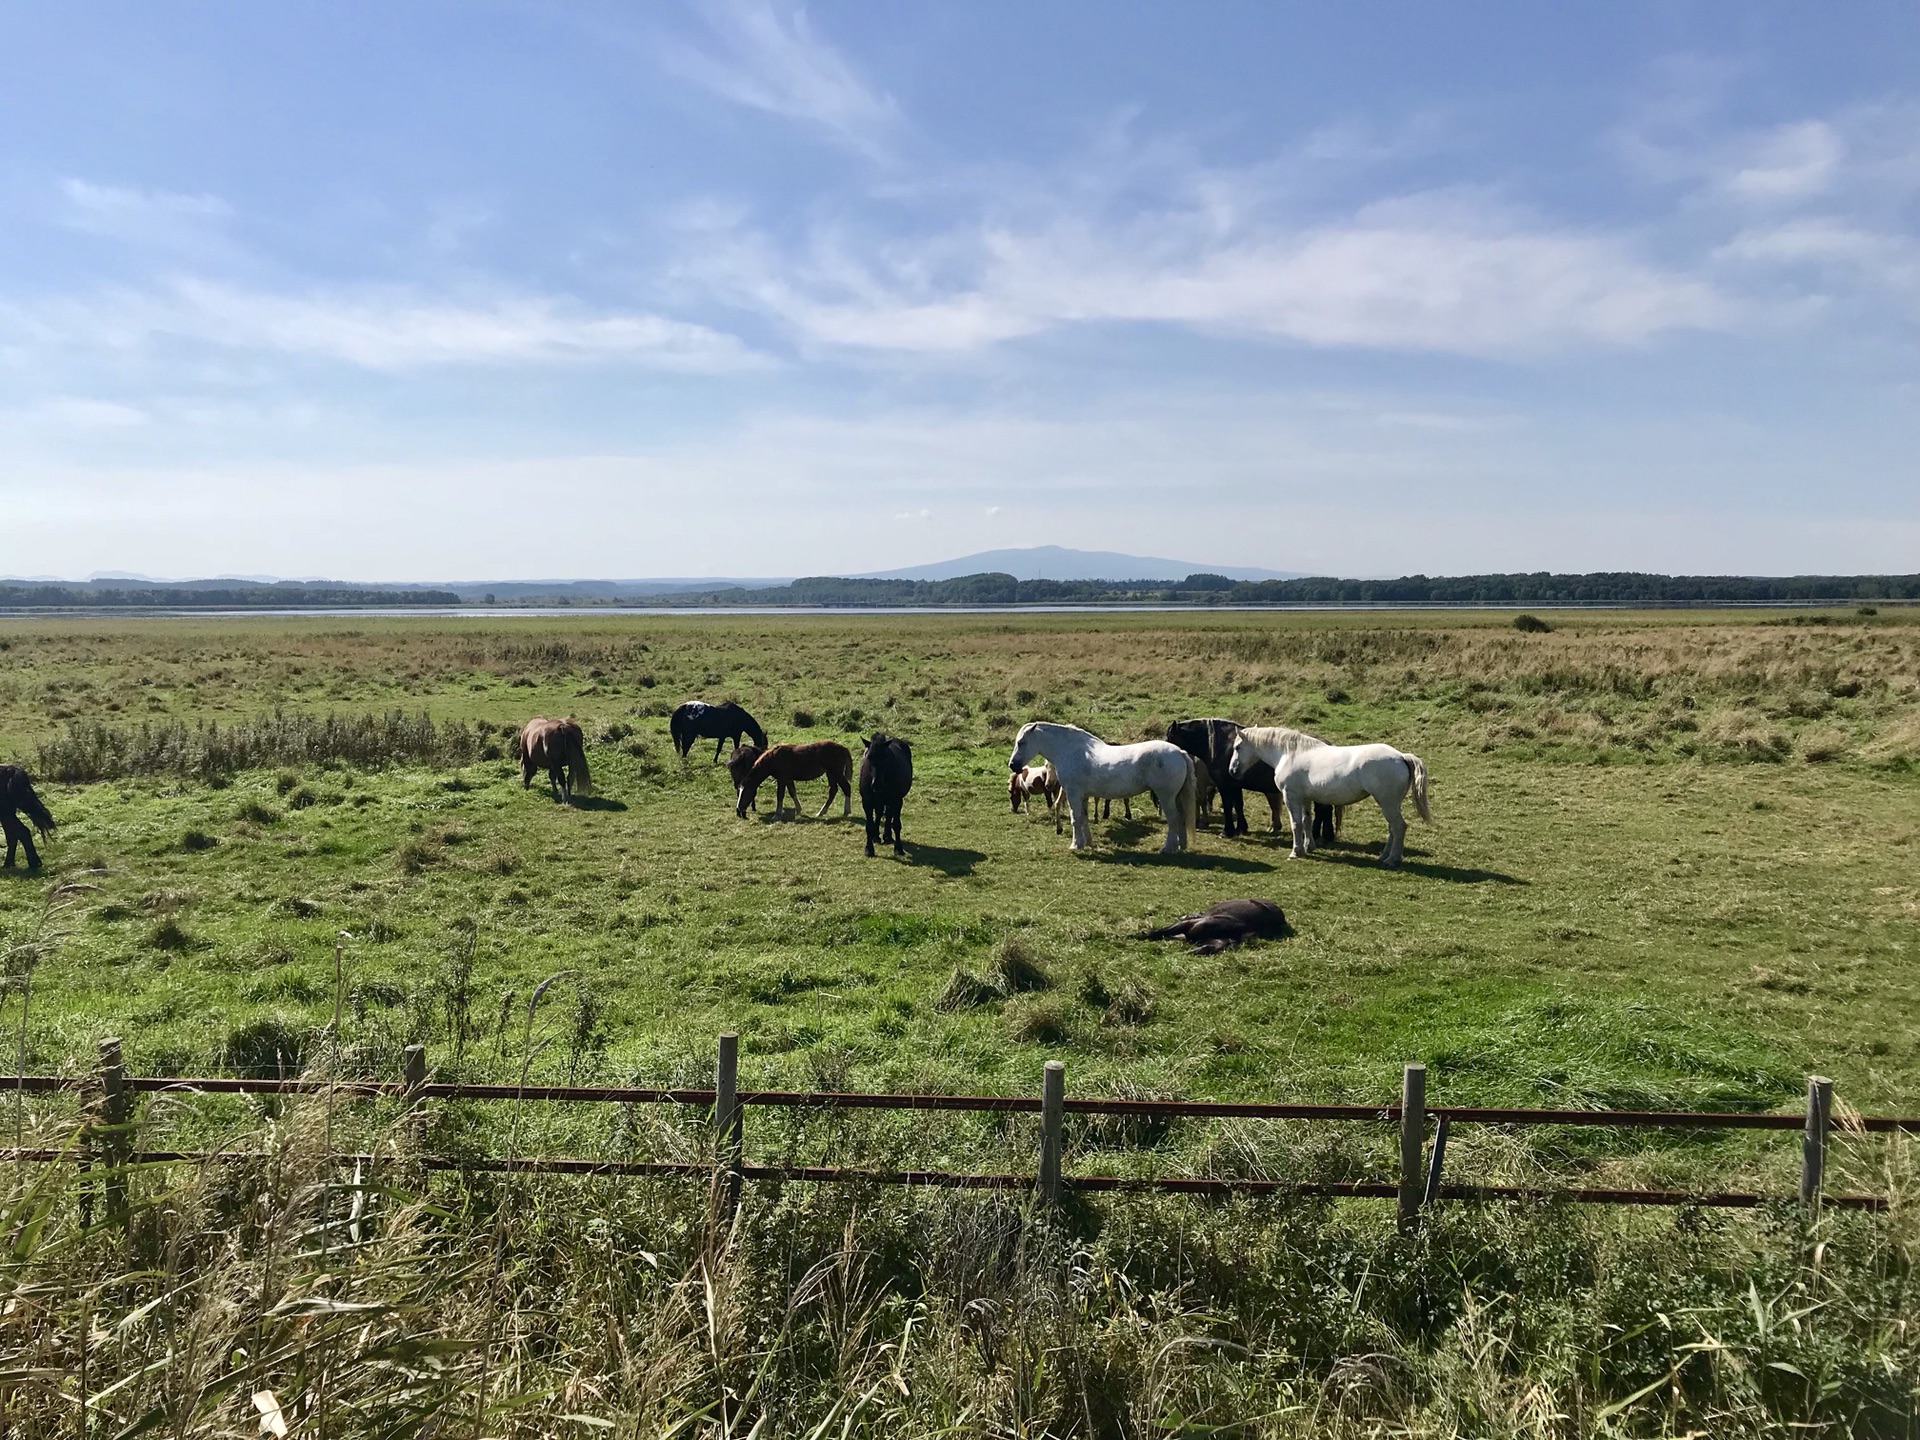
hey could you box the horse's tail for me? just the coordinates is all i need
[570,733,593,796]
[1403,753,1430,822]
[9,770,55,838]
[1177,754,1197,850]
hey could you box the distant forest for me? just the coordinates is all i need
[4,572,1915,610]
[666,571,1920,608]
[0,583,460,608]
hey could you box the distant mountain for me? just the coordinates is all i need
[858,547,1300,583]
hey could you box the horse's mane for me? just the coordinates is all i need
[1239,725,1327,757]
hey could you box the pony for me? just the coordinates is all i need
[1167,718,1337,843]
[0,765,55,871]
[1136,898,1292,954]
[858,733,913,857]
[1009,763,1061,819]
[671,701,768,764]
[517,717,592,803]
[731,741,853,819]
[1007,722,1197,855]
[1229,728,1429,868]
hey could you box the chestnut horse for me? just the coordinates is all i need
[518,717,592,803]
[729,741,853,819]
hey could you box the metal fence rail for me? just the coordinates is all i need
[15,1035,1916,1225]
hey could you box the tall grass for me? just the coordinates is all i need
[34,710,491,783]
[2,1083,1915,1436]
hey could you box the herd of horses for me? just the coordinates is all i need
[1,700,1430,876]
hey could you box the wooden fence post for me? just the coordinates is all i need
[402,1044,427,1154]
[1038,1060,1065,1206]
[99,1036,128,1227]
[1801,1075,1832,1209]
[1397,1063,1427,1232]
[715,1033,742,1219]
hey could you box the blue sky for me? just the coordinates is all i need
[2,2,1916,580]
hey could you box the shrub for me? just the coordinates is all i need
[792,709,815,728]
[147,917,194,952]
[933,968,998,1012]
[989,939,1050,994]
[1513,614,1553,633]
[222,1014,308,1077]
[179,830,217,852]
[1102,978,1158,1027]
[235,800,281,825]
[1004,995,1072,1044]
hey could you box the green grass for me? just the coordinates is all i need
[3,610,1919,1435]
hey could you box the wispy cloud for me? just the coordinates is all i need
[3,280,765,371]
[59,178,237,258]
[662,0,896,156]
[693,187,1732,357]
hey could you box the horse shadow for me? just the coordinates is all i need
[903,842,986,877]
[1311,848,1527,885]
[1088,848,1277,874]
[568,795,629,812]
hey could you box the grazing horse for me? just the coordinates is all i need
[1007,722,1197,855]
[732,741,853,819]
[1,765,55,871]
[859,733,913,856]
[1229,728,1429,868]
[671,701,768,764]
[1167,718,1337,843]
[518,717,592,803]
[1009,763,1061,819]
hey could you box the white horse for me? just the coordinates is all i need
[1008,722,1197,854]
[1229,728,1430,868]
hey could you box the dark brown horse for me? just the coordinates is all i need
[1,765,55,871]
[1167,718,1334,842]
[671,700,767,764]
[730,740,853,819]
[858,733,913,856]
[518,717,592,803]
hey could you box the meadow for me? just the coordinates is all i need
[3,607,1919,1436]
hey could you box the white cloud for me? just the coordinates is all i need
[664,0,896,156]
[1721,121,1844,201]
[59,178,238,259]
[2,280,765,372]
[697,190,1732,357]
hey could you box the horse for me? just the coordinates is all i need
[1,765,55,871]
[518,717,592,803]
[731,740,853,819]
[859,733,913,856]
[1007,722,1197,855]
[1167,718,1337,843]
[1229,728,1429,868]
[1009,763,1061,819]
[671,701,768,764]
[1136,898,1292,953]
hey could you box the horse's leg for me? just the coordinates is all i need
[1155,781,1181,854]
[816,778,835,818]
[864,800,878,856]
[1266,789,1284,835]
[1377,791,1407,868]
[1221,782,1241,838]
[1286,794,1311,858]
[1068,791,1091,850]
[2,815,17,869]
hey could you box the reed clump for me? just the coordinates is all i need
[35,709,489,783]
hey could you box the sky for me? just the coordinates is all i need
[2,2,1917,581]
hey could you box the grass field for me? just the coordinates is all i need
[4,607,1919,1436]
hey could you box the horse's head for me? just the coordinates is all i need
[1226,731,1258,778]
[1007,722,1041,772]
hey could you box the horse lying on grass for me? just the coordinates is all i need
[671,700,767,764]
[730,741,854,819]
[1,765,55,871]
[859,733,913,856]
[517,718,591,803]
[1136,898,1292,953]
[1007,721,1197,855]
[1229,728,1429,868]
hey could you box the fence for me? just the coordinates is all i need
[13,1034,1918,1228]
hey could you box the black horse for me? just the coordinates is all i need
[858,732,913,857]
[1,765,56,872]
[1166,718,1334,843]
[670,701,768,763]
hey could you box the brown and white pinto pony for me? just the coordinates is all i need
[1009,763,1061,817]
[517,717,592,803]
